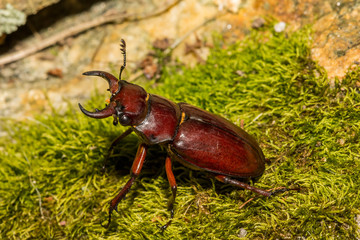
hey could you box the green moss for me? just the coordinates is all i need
[1,22,360,239]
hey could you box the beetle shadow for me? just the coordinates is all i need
[105,136,168,177]
[103,134,140,174]
[101,132,168,204]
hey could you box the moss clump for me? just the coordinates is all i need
[0,4,26,35]
[1,22,360,239]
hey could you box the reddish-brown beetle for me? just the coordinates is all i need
[79,40,286,229]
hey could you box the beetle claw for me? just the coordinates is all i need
[101,204,116,228]
[101,210,112,228]
[157,220,172,233]
[101,220,110,228]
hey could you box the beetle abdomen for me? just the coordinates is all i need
[169,104,265,178]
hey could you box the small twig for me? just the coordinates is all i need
[239,196,256,209]
[164,14,220,55]
[90,31,107,63]
[127,69,144,82]
[26,21,43,42]
[0,0,182,66]
[24,153,44,218]
[25,117,51,129]
[183,199,196,217]
[249,113,263,125]
[29,176,44,219]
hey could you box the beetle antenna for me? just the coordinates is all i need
[119,39,126,80]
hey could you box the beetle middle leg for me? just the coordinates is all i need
[158,155,177,231]
[102,128,133,172]
[102,142,148,228]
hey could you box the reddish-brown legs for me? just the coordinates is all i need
[102,142,148,228]
[215,175,293,197]
[215,175,271,197]
[102,128,133,172]
[158,156,177,231]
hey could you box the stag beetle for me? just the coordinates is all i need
[79,39,288,229]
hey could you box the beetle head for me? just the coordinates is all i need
[78,39,148,126]
[78,71,148,126]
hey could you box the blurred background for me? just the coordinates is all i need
[0,0,359,121]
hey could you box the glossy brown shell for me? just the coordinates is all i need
[168,103,266,179]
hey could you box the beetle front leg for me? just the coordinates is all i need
[158,156,177,231]
[102,128,133,172]
[102,142,148,228]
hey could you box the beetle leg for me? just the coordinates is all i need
[102,128,133,172]
[165,156,177,215]
[158,156,177,231]
[215,175,272,197]
[102,142,148,228]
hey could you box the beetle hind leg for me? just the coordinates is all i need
[215,175,272,197]
[158,156,177,231]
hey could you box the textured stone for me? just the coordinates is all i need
[0,0,359,120]
[0,0,60,15]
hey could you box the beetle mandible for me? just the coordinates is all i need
[79,39,287,229]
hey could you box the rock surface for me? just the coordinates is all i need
[0,0,359,121]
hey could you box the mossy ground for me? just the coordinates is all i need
[1,22,360,239]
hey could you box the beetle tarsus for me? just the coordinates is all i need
[269,188,288,196]
[101,220,110,228]
[101,207,114,228]
[157,219,172,233]
[157,207,175,231]
[269,187,300,196]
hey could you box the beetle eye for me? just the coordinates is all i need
[119,114,131,125]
